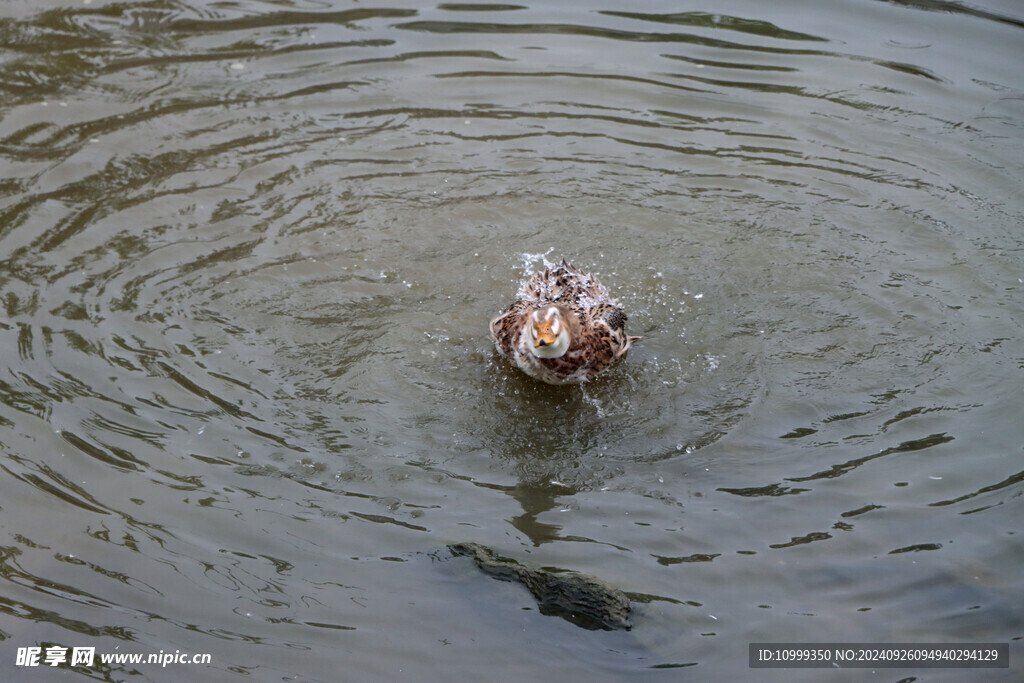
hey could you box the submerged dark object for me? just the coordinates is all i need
[449,542,631,631]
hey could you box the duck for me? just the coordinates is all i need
[489,259,641,384]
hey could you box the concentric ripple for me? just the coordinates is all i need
[1,0,1022,679]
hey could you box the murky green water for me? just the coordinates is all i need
[1,0,1022,680]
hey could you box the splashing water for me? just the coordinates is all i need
[518,249,556,278]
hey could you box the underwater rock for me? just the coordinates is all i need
[449,542,631,631]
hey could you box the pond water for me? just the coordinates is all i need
[1,0,1022,680]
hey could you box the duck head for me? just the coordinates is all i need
[529,306,572,359]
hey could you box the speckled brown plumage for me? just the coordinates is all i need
[489,259,640,384]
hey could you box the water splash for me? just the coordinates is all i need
[518,249,556,278]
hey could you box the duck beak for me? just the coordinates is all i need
[534,329,557,348]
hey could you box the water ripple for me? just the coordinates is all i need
[0,0,1022,678]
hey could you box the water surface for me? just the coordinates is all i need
[1,0,1022,680]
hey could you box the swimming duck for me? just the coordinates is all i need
[489,259,641,384]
